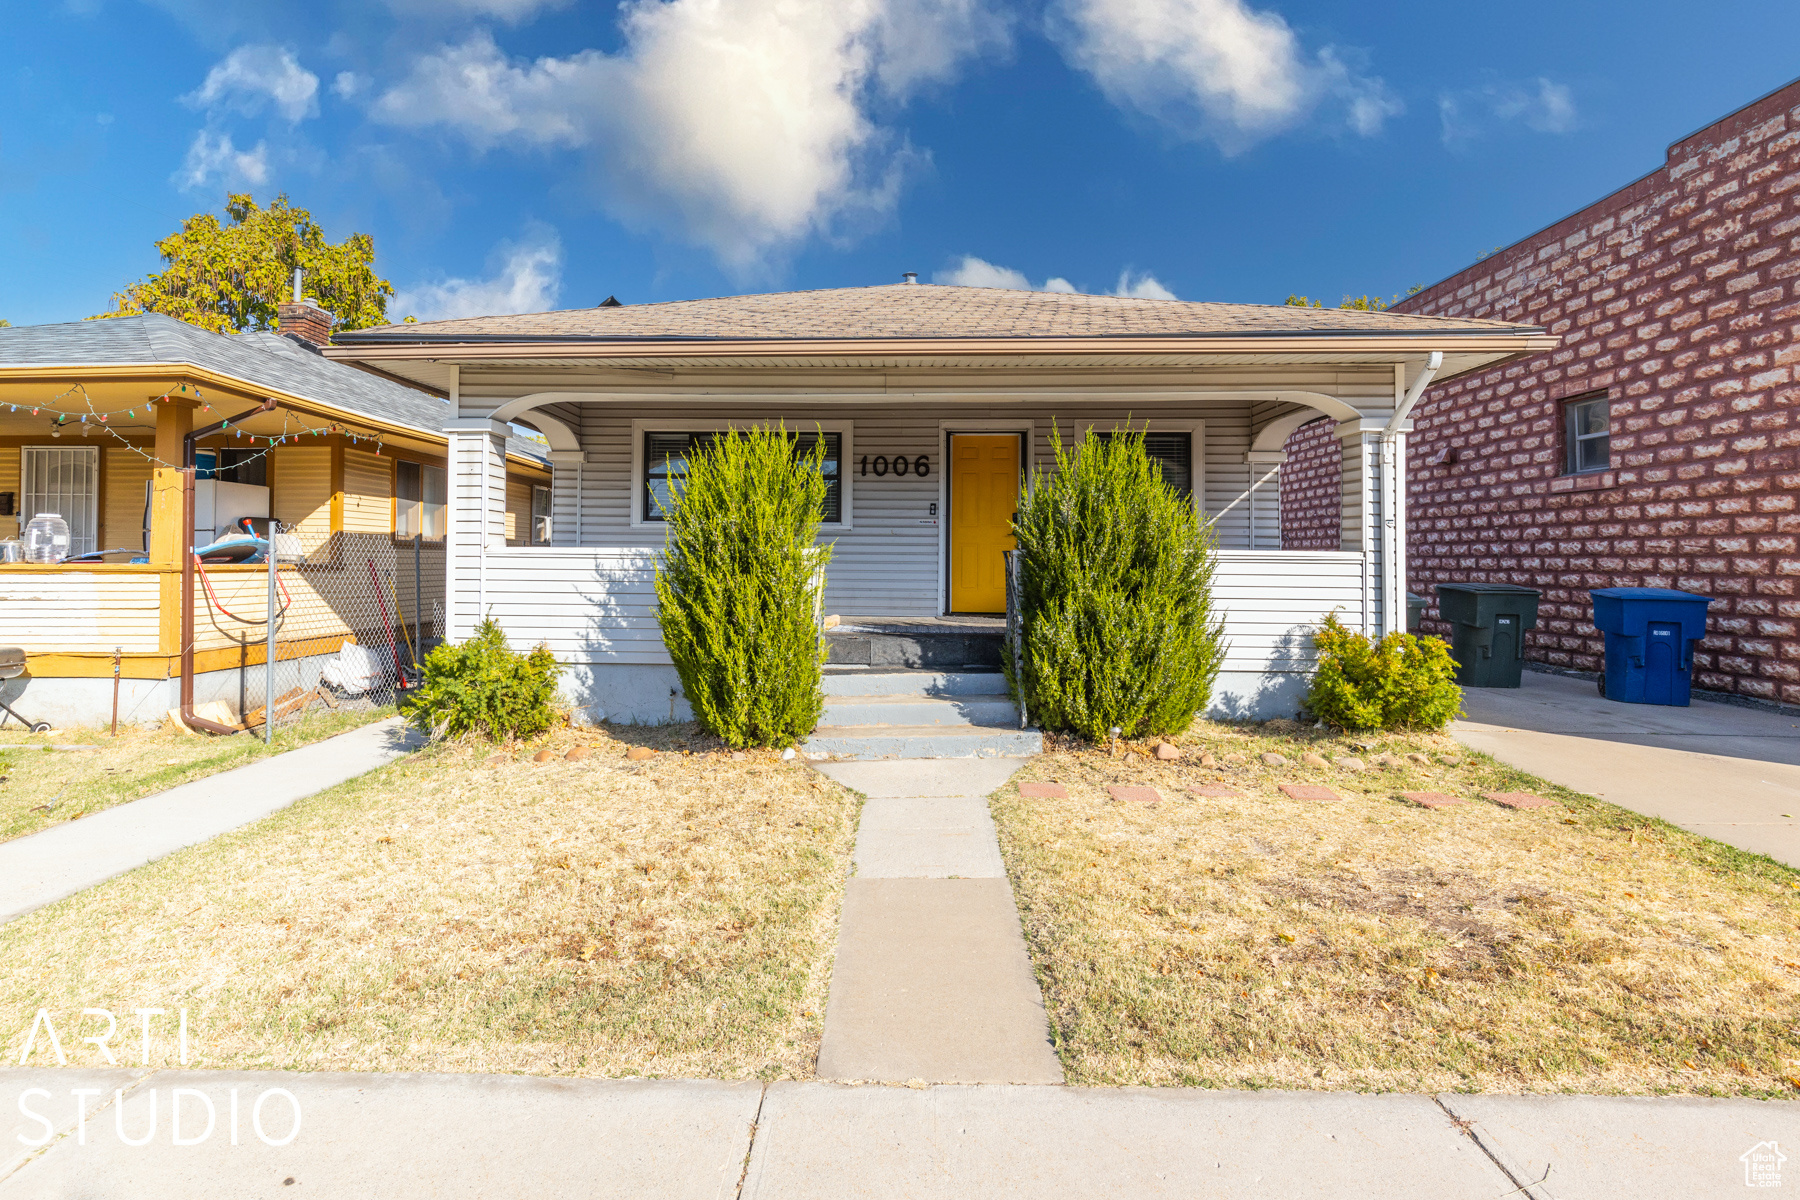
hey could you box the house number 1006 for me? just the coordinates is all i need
[859,455,930,477]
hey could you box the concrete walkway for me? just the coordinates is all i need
[811,758,1064,1085]
[1454,671,1800,868]
[0,717,425,924]
[4,1067,1794,1198]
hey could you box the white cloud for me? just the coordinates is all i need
[934,256,1175,299]
[372,0,1010,272]
[174,130,269,190]
[1439,77,1577,145]
[188,44,319,123]
[332,71,368,99]
[1112,269,1177,300]
[394,224,563,321]
[1050,0,1399,152]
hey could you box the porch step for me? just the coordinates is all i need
[820,693,1020,728]
[803,724,1044,760]
[821,671,1008,697]
[824,625,1004,670]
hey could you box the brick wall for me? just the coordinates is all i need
[1280,416,1342,549]
[1393,79,1800,704]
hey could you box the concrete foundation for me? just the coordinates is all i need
[3,650,357,731]
[563,663,1307,729]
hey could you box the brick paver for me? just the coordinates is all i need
[1401,791,1467,809]
[1188,784,1244,798]
[1106,785,1164,804]
[1482,791,1558,810]
[1017,782,1068,799]
[1278,784,1342,802]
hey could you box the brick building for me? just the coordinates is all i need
[1326,77,1800,706]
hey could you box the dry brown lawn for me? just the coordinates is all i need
[993,720,1800,1097]
[0,708,391,843]
[0,723,859,1080]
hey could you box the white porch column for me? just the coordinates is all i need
[1336,418,1388,636]
[444,418,509,641]
[546,449,587,547]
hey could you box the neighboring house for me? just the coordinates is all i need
[0,303,550,728]
[1336,77,1800,708]
[325,283,1550,723]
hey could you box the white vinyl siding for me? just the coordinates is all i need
[21,446,99,556]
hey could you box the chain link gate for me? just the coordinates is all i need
[202,526,444,737]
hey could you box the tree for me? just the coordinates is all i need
[91,194,394,334]
[1285,287,1422,311]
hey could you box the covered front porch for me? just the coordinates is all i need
[322,282,1552,726]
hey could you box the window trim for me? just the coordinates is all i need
[628,418,855,530]
[1562,390,1611,476]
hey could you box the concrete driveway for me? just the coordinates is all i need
[1453,671,1800,867]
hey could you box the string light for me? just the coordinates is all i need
[18,383,392,469]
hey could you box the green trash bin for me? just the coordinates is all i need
[1435,583,1541,688]
[1406,591,1428,635]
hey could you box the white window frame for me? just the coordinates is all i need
[21,445,100,556]
[395,459,448,541]
[628,417,855,530]
[530,484,552,545]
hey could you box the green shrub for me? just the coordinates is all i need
[654,426,832,749]
[407,616,563,742]
[1305,612,1462,732]
[1011,424,1226,743]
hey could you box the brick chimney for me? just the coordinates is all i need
[277,299,335,347]
[276,269,335,347]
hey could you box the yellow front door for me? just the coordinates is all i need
[949,433,1020,613]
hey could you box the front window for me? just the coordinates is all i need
[1564,393,1610,474]
[644,430,842,522]
[396,460,447,540]
[21,446,99,556]
[1093,430,1193,498]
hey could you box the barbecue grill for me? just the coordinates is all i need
[0,647,51,732]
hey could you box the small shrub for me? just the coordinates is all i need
[1011,424,1226,743]
[1305,612,1461,732]
[407,617,563,742]
[654,426,832,749]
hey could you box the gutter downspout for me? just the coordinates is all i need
[181,397,278,735]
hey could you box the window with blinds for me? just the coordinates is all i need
[644,431,842,522]
[1093,431,1192,498]
[21,446,99,555]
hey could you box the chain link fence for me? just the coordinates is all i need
[192,526,443,738]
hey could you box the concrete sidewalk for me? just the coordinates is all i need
[0,717,425,924]
[4,1067,1794,1198]
[1454,671,1800,867]
[812,758,1064,1085]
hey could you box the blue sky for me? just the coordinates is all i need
[3,0,1798,326]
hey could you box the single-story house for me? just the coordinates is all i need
[0,301,551,729]
[324,283,1553,723]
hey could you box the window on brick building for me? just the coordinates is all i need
[1563,393,1610,474]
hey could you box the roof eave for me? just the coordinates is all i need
[324,332,1557,362]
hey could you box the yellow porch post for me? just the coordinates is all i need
[152,396,197,657]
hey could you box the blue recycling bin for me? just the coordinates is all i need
[1589,587,1714,706]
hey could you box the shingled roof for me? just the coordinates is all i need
[335,284,1539,344]
[0,314,545,462]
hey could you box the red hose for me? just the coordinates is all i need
[194,555,292,624]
